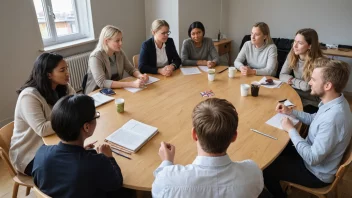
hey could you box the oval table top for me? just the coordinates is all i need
[43,66,302,191]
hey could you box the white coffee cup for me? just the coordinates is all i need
[240,84,250,96]
[208,73,215,81]
[228,67,236,78]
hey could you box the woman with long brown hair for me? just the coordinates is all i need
[280,28,323,112]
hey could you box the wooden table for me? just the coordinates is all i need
[214,39,232,65]
[322,48,352,58]
[43,66,302,191]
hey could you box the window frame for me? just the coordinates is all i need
[34,0,92,47]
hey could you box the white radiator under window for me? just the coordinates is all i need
[64,51,91,92]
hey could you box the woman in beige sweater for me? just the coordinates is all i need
[10,53,75,175]
[85,25,149,94]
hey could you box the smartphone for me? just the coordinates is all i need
[100,88,116,96]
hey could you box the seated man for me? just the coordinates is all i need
[152,98,264,198]
[32,94,123,198]
[264,58,352,197]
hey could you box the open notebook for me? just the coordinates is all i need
[91,93,114,107]
[105,119,158,153]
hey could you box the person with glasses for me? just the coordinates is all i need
[181,21,219,67]
[32,94,130,197]
[85,25,149,94]
[139,19,181,76]
[10,53,76,176]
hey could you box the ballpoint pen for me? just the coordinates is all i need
[250,129,278,140]
[217,67,229,74]
[111,149,132,160]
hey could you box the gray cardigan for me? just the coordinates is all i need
[280,57,320,107]
[234,41,278,76]
[10,85,75,173]
[85,48,138,94]
[181,37,219,66]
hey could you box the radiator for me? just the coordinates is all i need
[64,51,91,92]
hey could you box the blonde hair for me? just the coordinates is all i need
[96,25,122,53]
[253,22,273,45]
[151,19,169,34]
[288,28,323,81]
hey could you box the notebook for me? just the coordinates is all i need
[105,119,158,152]
[91,93,114,107]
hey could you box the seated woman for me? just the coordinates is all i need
[234,22,278,76]
[139,19,181,76]
[181,21,219,67]
[32,94,125,197]
[85,25,148,94]
[280,28,323,113]
[10,53,75,176]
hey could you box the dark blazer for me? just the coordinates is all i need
[138,37,181,74]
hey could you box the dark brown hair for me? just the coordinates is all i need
[192,98,238,154]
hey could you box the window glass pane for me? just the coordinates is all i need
[51,0,79,37]
[33,0,51,39]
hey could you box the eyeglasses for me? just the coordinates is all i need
[159,31,171,36]
[93,112,100,119]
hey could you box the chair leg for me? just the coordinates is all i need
[12,182,19,198]
[25,186,31,196]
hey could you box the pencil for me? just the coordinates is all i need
[111,149,132,160]
[217,67,229,74]
[250,129,278,140]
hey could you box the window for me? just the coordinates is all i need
[33,0,92,47]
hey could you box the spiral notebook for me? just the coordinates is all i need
[105,119,158,153]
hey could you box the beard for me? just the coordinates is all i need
[310,86,325,98]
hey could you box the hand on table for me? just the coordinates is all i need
[158,141,175,163]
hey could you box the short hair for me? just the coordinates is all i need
[151,19,169,33]
[313,57,350,93]
[188,21,205,37]
[51,94,96,142]
[253,22,273,45]
[192,98,238,154]
[96,25,122,53]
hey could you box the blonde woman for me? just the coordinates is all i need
[234,22,278,76]
[85,25,148,94]
[139,19,181,76]
[280,28,323,112]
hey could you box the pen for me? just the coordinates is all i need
[278,99,287,103]
[250,129,278,140]
[111,149,132,160]
[218,67,229,74]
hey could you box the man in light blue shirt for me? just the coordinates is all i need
[152,98,264,198]
[264,58,352,197]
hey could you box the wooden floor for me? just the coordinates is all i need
[1,95,352,198]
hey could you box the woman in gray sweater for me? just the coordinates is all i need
[279,28,323,112]
[234,22,277,76]
[181,21,219,67]
[10,53,75,175]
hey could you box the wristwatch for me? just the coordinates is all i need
[171,63,177,70]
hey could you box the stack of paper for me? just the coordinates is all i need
[91,93,114,107]
[259,77,283,88]
[266,113,299,130]
[180,67,201,75]
[198,66,209,72]
[124,76,160,93]
[105,119,158,153]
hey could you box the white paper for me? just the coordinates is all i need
[198,66,209,72]
[91,93,114,107]
[284,99,295,107]
[106,119,158,151]
[124,76,160,93]
[180,67,201,75]
[259,77,283,88]
[266,113,299,130]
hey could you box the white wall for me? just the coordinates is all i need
[0,0,146,127]
[227,0,352,91]
[144,0,179,51]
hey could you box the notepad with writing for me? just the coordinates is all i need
[91,93,114,107]
[105,119,158,152]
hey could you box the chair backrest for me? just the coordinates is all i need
[34,186,52,198]
[0,122,17,177]
[335,140,352,179]
[81,73,88,94]
[0,121,14,155]
[132,54,139,69]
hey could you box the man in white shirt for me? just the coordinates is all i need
[152,98,264,198]
[264,58,352,197]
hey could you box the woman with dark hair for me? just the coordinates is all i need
[32,94,125,197]
[181,21,219,67]
[9,52,75,176]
